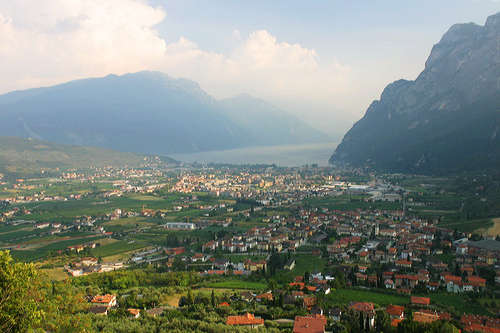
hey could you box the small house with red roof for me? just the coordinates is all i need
[293,314,327,333]
[226,313,264,328]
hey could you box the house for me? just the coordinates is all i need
[413,311,439,324]
[467,276,486,290]
[385,279,395,289]
[303,296,317,310]
[145,307,164,317]
[192,253,205,262]
[285,259,296,270]
[91,294,117,308]
[444,275,463,293]
[411,296,430,306]
[226,313,264,328]
[329,308,342,321]
[240,291,255,302]
[349,302,375,329]
[395,259,412,269]
[127,308,140,318]
[386,305,405,320]
[89,306,108,315]
[256,292,273,302]
[293,314,327,333]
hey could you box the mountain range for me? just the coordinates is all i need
[0,72,328,156]
[330,12,500,174]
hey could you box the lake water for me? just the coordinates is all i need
[170,142,338,167]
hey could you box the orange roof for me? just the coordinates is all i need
[391,318,403,327]
[218,302,230,307]
[349,302,375,313]
[293,315,327,333]
[127,308,140,316]
[411,296,430,305]
[467,276,486,287]
[227,313,264,326]
[413,311,439,323]
[444,275,462,284]
[303,296,317,308]
[91,294,115,304]
[256,292,273,301]
[305,286,317,292]
[386,305,405,317]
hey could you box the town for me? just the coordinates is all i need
[1,163,499,332]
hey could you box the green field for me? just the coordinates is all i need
[326,289,408,307]
[326,289,490,315]
[10,235,104,261]
[203,279,267,290]
[438,218,493,233]
[293,254,327,275]
[90,240,149,258]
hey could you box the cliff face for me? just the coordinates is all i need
[330,12,500,174]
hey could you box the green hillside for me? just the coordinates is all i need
[0,136,172,176]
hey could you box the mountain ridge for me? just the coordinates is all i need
[0,71,327,156]
[330,12,500,174]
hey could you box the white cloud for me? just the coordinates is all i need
[0,0,353,133]
[0,0,167,91]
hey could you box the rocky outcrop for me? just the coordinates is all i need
[330,12,500,174]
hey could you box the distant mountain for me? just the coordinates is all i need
[219,94,329,146]
[0,136,172,177]
[330,12,500,174]
[0,71,326,155]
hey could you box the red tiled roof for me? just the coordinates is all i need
[386,304,405,318]
[411,296,430,305]
[349,302,375,314]
[127,308,140,316]
[444,275,462,284]
[303,296,317,308]
[293,315,327,333]
[467,276,486,287]
[91,294,115,304]
[256,292,273,301]
[227,313,264,326]
[391,318,403,327]
[413,311,439,324]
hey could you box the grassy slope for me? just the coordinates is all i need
[0,136,176,175]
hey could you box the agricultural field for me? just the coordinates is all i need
[202,279,267,290]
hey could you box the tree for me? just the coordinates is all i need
[210,289,216,307]
[0,250,44,332]
[186,289,194,305]
[375,310,391,333]
[304,271,310,283]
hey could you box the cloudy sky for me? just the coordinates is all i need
[0,1,498,136]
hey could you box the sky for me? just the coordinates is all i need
[0,0,498,137]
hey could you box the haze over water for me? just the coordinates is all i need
[171,142,338,167]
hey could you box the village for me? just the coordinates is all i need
[0,165,499,332]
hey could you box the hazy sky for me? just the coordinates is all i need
[0,1,498,136]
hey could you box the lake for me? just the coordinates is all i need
[170,142,338,167]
